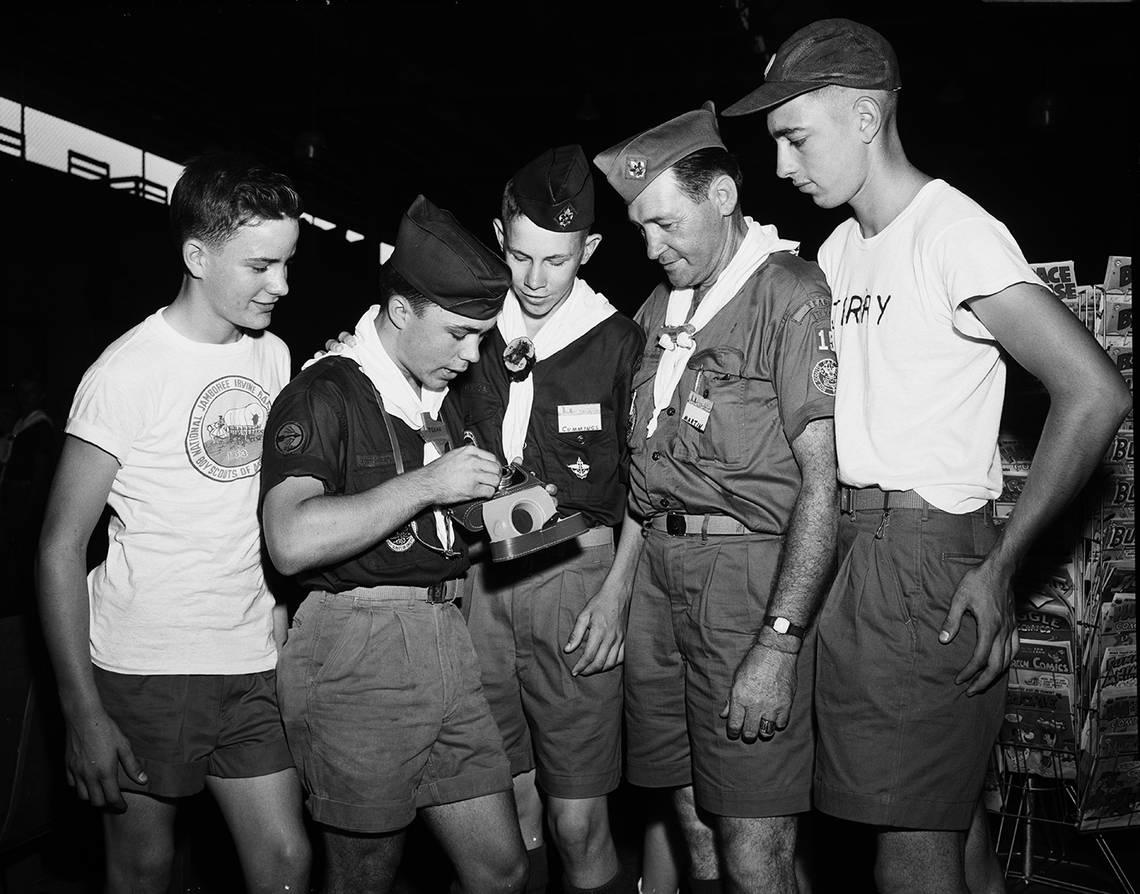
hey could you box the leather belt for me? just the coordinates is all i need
[839,486,928,513]
[648,512,749,537]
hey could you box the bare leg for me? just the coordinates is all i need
[717,815,797,894]
[964,800,1004,894]
[513,770,545,851]
[672,786,719,883]
[322,826,405,894]
[206,769,311,893]
[876,829,969,894]
[102,792,179,894]
[421,791,528,893]
[546,794,620,889]
[640,805,682,894]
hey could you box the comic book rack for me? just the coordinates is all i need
[990,257,1135,894]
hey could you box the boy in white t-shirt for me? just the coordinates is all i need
[37,154,311,893]
[725,18,1130,894]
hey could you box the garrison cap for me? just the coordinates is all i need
[389,195,510,320]
[512,145,594,232]
[592,101,725,205]
[723,18,901,116]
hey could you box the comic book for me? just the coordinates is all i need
[1104,290,1132,337]
[1079,757,1140,831]
[1001,684,1078,779]
[1032,260,1079,301]
[1103,255,1132,291]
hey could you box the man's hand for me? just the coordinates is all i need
[422,445,502,505]
[939,560,1016,696]
[720,642,798,742]
[313,330,356,362]
[564,585,628,677]
[64,709,147,811]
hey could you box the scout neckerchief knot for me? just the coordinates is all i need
[304,304,454,549]
[646,218,799,438]
[497,278,616,463]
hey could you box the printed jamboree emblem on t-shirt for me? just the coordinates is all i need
[185,376,274,481]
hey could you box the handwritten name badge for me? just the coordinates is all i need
[557,403,602,433]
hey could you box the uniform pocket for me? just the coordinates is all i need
[677,346,746,466]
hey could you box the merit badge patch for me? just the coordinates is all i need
[556,203,576,229]
[812,358,838,396]
[386,525,415,553]
[274,422,304,455]
[624,156,648,180]
[568,457,590,480]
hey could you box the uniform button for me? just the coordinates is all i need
[666,407,676,416]
[652,451,661,460]
[659,497,669,508]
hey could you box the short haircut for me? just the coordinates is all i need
[170,152,302,248]
[817,84,899,121]
[670,147,744,207]
[499,178,589,247]
[380,263,435,317]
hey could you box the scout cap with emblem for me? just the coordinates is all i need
[388,194,511,320]
[723,18,901,116]
[592,101,726,205]
[512,145,594,233]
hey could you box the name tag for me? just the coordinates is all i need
[683,392,712,432]
[558,403,602,433]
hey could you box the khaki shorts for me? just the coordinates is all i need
[815,502,1005,830]
[624,530,814,818]
[93,666,293,798]
[463,533,623,799]
[277,589,511,833]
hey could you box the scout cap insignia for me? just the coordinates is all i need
[593,102,725,204]
[723,18,902,116]
[511,145,594,233]
[388,194,510,320]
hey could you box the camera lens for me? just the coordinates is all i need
[510,500,543,534]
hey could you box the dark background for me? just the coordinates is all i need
[0,2,1135,891]
[1,0,1135,416]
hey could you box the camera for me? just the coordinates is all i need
[449,461,587,561]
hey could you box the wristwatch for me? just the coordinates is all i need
[763,615,806,639]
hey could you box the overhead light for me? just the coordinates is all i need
[345,229,365,243]
[300,212,336,231]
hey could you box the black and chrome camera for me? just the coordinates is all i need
[449,461,587,561]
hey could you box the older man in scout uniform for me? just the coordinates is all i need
[455,145,645,894]
[260,195,528,894]
[594,105,838,893]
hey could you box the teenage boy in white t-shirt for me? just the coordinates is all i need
[724,18,1131,894]
[37,154,311,894]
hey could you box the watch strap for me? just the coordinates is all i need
[763,615,806,639]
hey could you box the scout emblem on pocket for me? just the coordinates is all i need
[568,457,590,480]
[386,525,414,552]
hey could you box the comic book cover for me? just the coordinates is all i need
[1105,334,1133,374]
[1001,685,1078,779]
[1104,290,1132,337]
[1032,260,1079,301]
[1103,255,1132,291]
[1012,638,1074,675]
[1079,757,1140,831]
[1104,430,1134,469]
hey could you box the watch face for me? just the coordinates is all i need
[773,617,790,634]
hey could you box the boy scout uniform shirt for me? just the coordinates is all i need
[260,357,468,591]
[629,253,836,533]
[457,314,645,527]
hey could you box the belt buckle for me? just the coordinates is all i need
[839,488,853,514]
[665,512,687,536]
[426,582,447,603]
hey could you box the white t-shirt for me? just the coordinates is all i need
[819,179,1041,513]
[67,308,291,674]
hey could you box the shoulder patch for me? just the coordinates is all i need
[811,358,838,396]
[274,421,305,455]
[791,294,832,326]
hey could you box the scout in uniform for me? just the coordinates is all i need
[456,145,645,894]
[260,195,528,894]
[723,18,1132,894]
[594,106,838,893]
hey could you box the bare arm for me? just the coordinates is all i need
[36,435,146,808]
[943,282,1131,693]
[563,505,647,676]
[262,445,502,576]
[723,417,838,740]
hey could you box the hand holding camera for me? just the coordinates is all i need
[421,445,502,505]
